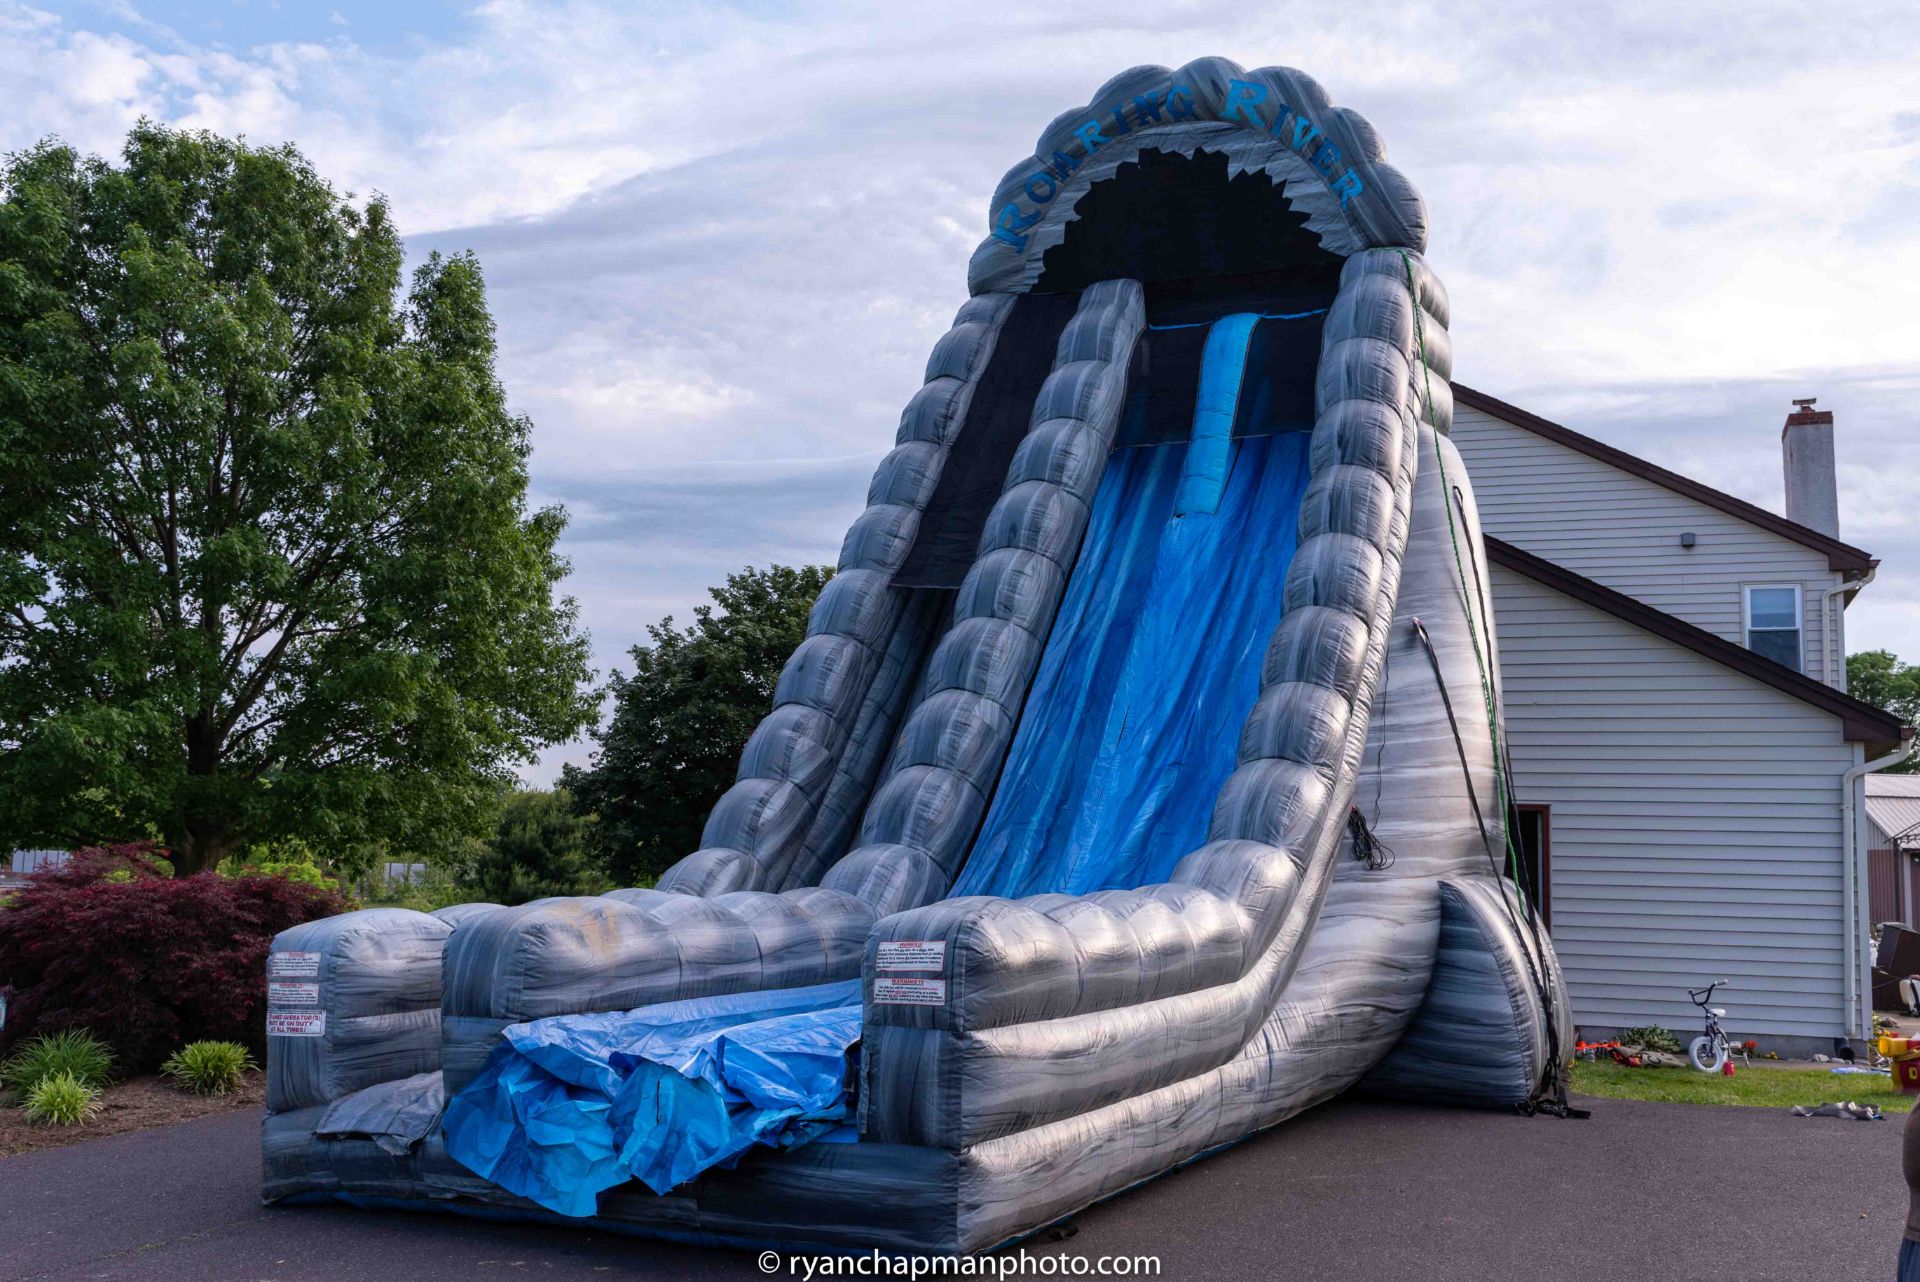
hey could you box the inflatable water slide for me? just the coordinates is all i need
[262,57,1573,1254]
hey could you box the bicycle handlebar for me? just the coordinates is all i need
[1687,980,1733,1003]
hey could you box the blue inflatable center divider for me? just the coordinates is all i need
[444,319,1313,1209]
[443,980,861,1216]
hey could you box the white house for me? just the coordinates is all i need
[1450,386,1911,1056]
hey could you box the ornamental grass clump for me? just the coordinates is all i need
[160,1041,256,1095]
[23,1071,102,1126]
[0,1030,115,1099]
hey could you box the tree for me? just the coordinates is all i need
[461,787,607,905]
[0,125,596,874]
[564,564,831,883]
[1850,650,1920,774]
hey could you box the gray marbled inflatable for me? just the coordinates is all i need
[262,55,1571,1253]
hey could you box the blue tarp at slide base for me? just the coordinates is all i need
[443,324,1314,1211]
[442,980,862,1216]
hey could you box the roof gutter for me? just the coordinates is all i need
[1849,738,1918,1041]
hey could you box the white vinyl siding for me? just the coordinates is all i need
[1452,404,1846,685]
[1492,564,1857,1041]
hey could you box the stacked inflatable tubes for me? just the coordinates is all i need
[829,280,1147,903]
[662,293,1017,898]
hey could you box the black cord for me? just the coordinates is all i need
[1346,806,1395,871]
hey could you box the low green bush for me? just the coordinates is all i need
[160,1040,255,1095]
[1618,1025,1683,1055]
[1,1030,116,1098]
[23,1071,102,1126]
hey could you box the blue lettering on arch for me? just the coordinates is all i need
[1331,171,1364,207]
[1132,93,1164,125]
[1222,79,1268,130]
[1074,120,1109,154]
[992,202,1043,251]
[1166,84,1196,120]
[1049,148,1081,179]
[1025,172,1057,204]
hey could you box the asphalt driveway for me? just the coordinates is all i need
[0,1095,1902,1282]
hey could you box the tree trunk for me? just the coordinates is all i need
[173,714,234,876]
[169,823,234,877]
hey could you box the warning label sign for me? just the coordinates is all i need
[269,951,321,979]
[267,1010,327,1037]
[873,977,947,1007]
[875,940,946,972]
[268,981,319,1007]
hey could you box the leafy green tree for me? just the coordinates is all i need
[1850,650,1920,774]
[0,125,595,873]
[463,788,607,904]
[564,564,831,883]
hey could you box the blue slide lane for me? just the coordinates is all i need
[951,426,1311,899]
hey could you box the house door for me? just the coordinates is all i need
[1509,804,1551,930]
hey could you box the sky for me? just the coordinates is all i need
[8,0,1919,782]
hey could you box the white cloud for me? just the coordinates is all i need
[8,0,1919,779]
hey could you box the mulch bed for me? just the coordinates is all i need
[0,1070,263,1158]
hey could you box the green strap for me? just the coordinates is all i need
[1398,251,1530,902]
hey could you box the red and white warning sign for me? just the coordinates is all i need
[267,1010,327,1037]
[268,980,319,1007]
[873,976,947,1006]
[875,940,946,972]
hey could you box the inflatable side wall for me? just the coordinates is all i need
[263,56,1571,1253]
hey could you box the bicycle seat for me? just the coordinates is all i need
[1709,1007,1726,1017]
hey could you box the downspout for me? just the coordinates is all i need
[1815,565,1875,689]
[1847,736,1917,1040]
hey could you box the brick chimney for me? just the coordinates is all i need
[1782,397,1839,539]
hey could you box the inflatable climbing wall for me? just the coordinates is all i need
[262,56,1573,1254]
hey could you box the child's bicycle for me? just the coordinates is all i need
[1687,980,1737,1072]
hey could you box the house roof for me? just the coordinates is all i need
[1486,536,1911,756]
[1867,777,1920,849]
[1453,384,1878,574]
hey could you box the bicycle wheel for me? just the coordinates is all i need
[1688,1034,1727,1073]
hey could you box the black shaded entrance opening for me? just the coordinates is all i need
[1033,148,1344,295]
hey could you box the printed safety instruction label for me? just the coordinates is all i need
[873,976,947,1007]
[267,1010,327,1037]
[269,951,321,978]
[268,980,320,1007]
[875,940,946,972]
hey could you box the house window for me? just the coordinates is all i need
[1508,805,1551,929]
[1744,585,1803,672]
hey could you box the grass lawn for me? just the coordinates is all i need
[1571,1058,1912,1112]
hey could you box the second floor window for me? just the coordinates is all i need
[1745,585,1803,673]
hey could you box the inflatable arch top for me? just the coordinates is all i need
[969,57,1428,294]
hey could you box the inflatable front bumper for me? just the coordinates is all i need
[263,56,1572,1254]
